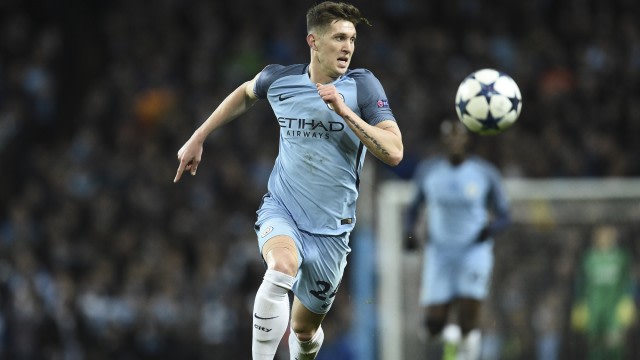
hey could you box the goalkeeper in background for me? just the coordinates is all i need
[571,225,637,360]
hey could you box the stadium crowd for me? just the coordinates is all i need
[0,0,638,359]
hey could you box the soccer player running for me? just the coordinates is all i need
[174,2,403,359]
[404,119,510,360]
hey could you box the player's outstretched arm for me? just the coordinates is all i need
[174,75,260,183]
[316,83,403,166]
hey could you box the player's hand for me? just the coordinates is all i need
[571,302,589,332]
[616,296,637,328]
[404,232,419,251]
[316,83,346,115]
[475,226,491,243]
[174,137,204,183]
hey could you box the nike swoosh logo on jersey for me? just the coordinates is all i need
[254,313,279,320]
[279,94,295,101]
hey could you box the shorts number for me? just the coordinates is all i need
[309,280,337,301]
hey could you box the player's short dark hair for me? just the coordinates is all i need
[306,1,371,34]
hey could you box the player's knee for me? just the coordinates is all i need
[458,317,479,335]
[457,299,481,334]
[425,317,447,337]
[270,259,297,277]
[263,239,299,277]
[265,248,298,276]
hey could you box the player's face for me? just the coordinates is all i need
[312,20,356,81]
[443,122,469,158]
[594,226,617,250]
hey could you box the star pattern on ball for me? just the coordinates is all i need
[483,112,501,130]
[509,96,520,111]
[480,82,497,103]
[457,98,471,116]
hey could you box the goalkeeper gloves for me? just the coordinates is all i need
[616,296,637,328]
[571,302,589,332]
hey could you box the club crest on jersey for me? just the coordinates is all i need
[465,182,479,198]
[327,93,345,111]
[260,226,274,238]
[376,99,389,108]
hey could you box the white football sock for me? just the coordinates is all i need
[457,329,481,360]
[252,270,295,360]
[442,323,462,345]
[289,325,324,360]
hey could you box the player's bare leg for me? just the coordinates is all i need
[454,298,483,360]
[422,303,451,359]
[288,297,326,359]
[252,236,298,360]
[425,303,451,338]
[422,300,482,360]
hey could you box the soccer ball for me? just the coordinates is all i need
[455,68,522,135]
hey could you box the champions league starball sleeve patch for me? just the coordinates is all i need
[376,99,389,108]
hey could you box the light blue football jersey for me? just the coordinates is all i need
[412,155,510,248]
[254,64,395,235]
